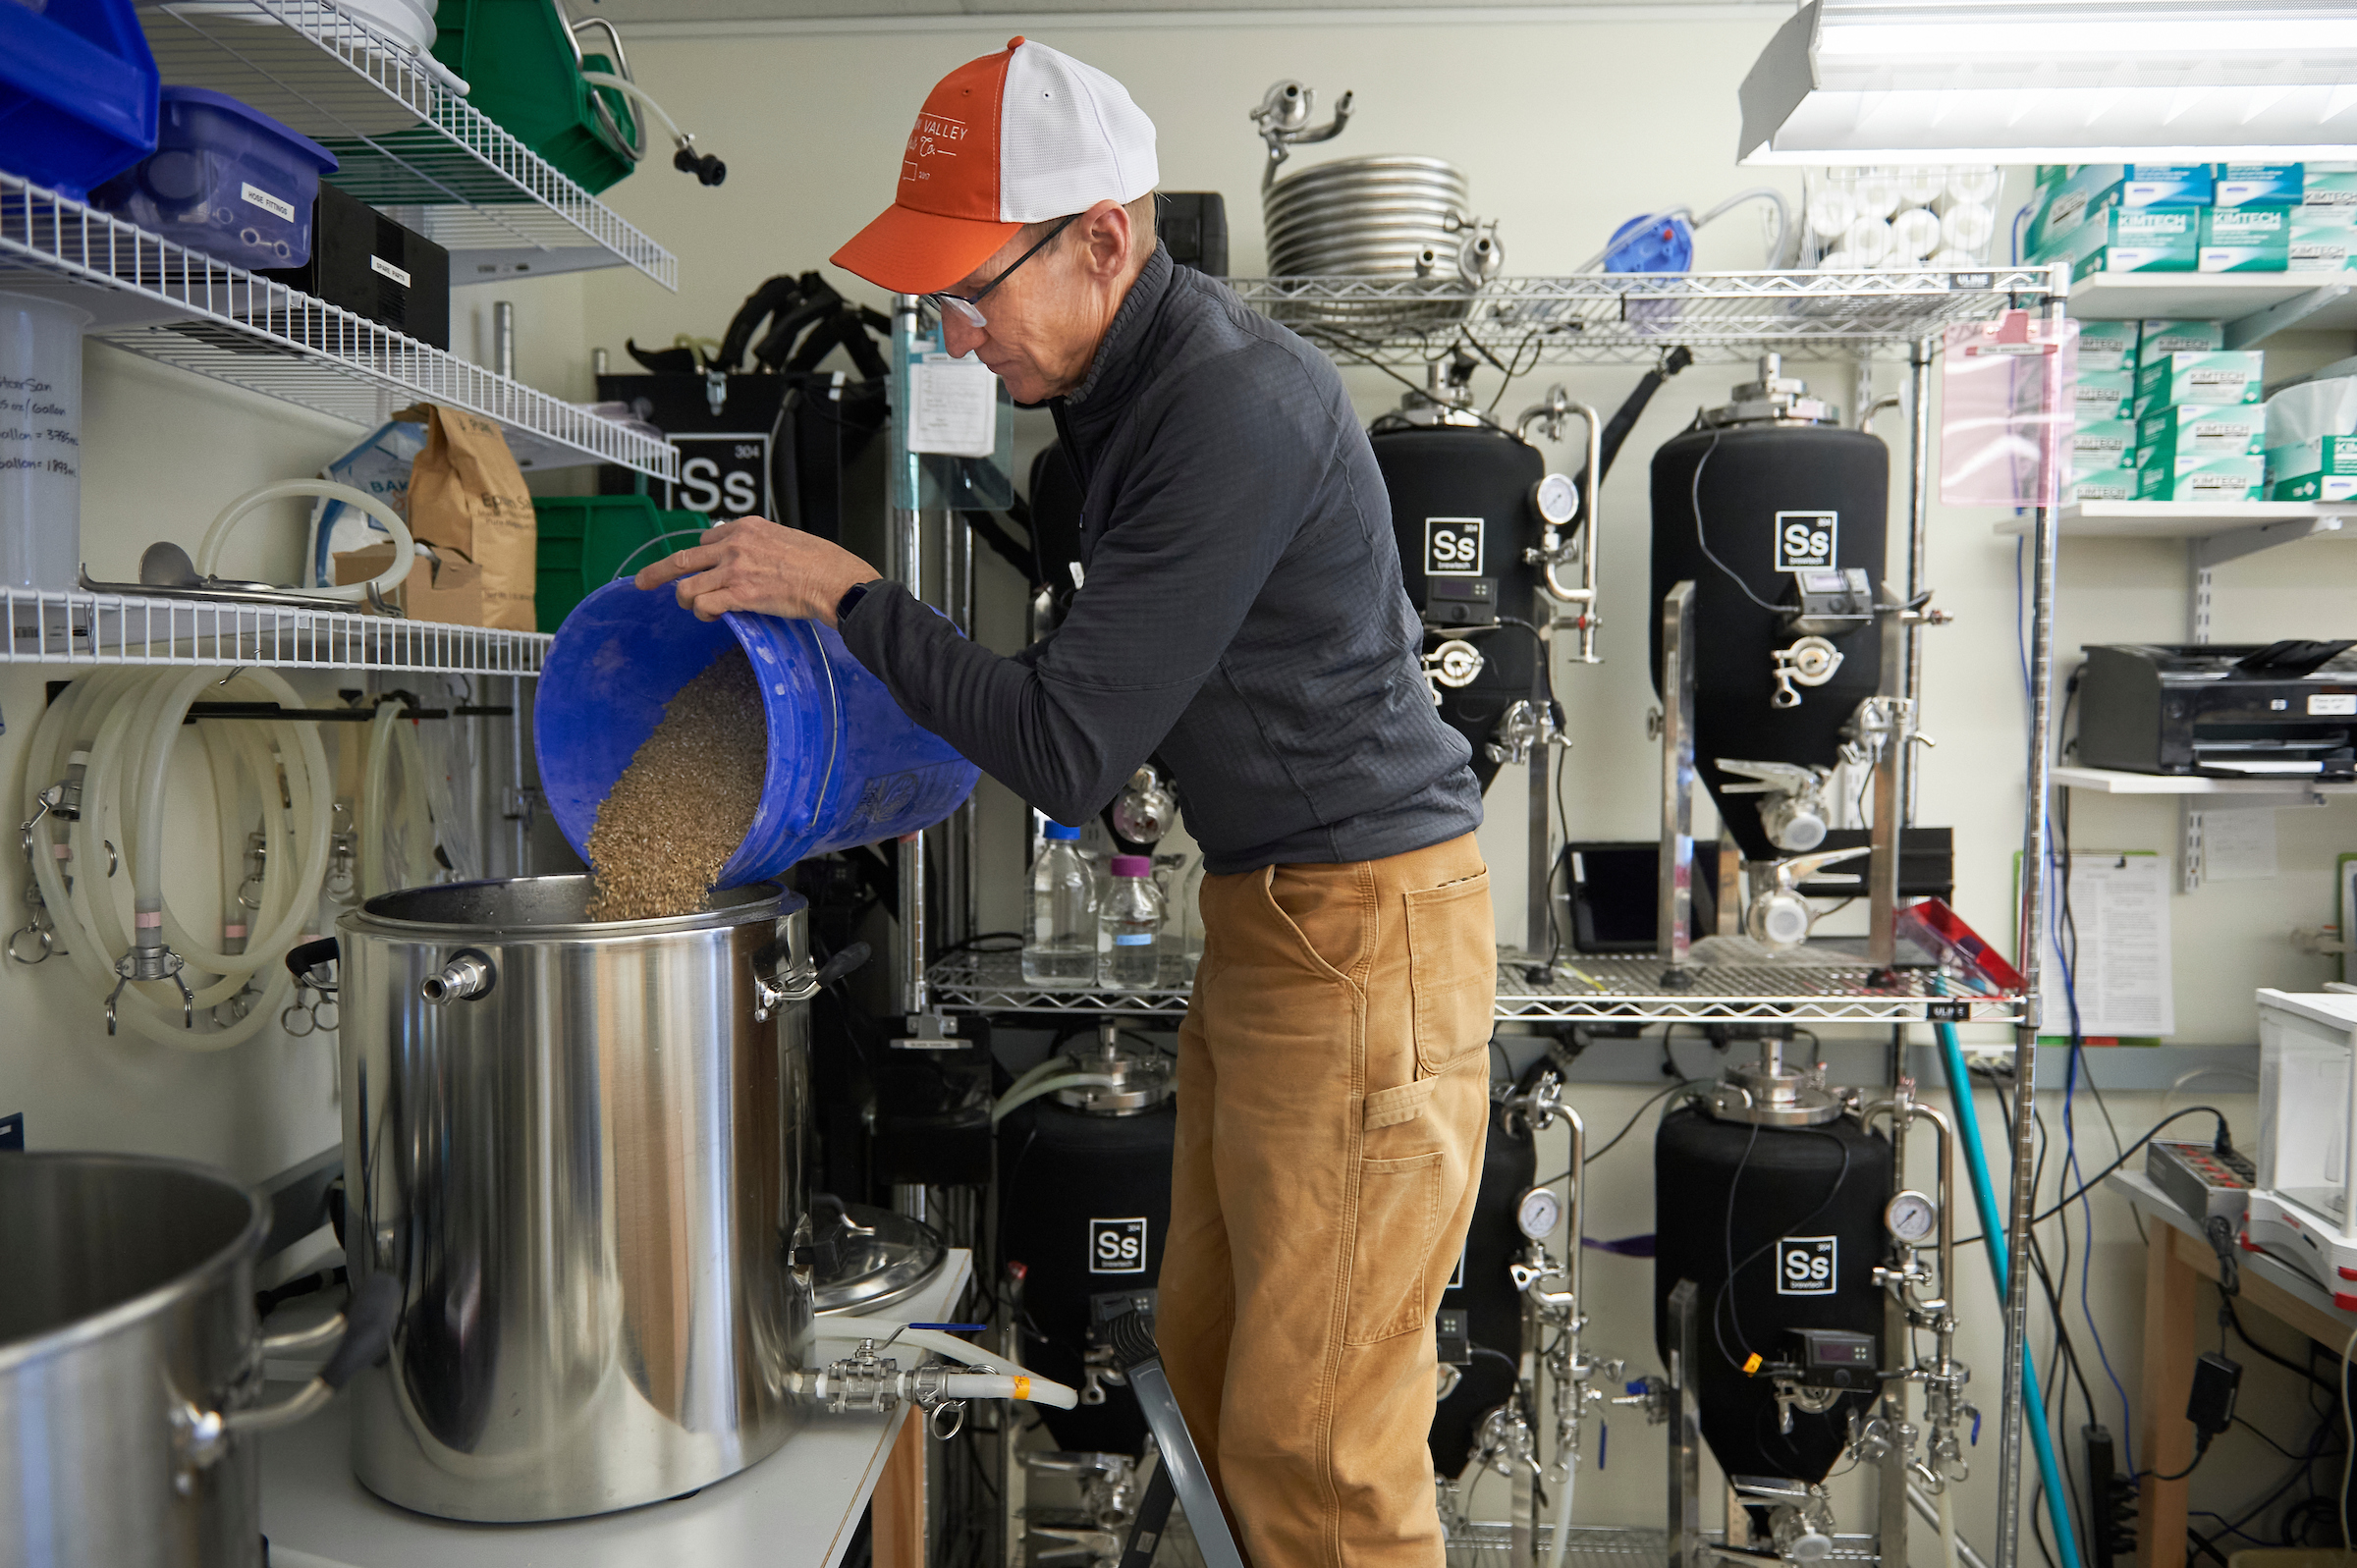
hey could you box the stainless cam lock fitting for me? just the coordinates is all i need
[420,948,496,1004]
[1716,760,1835,852]
[1770,636,1842,709]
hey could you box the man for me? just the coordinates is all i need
[634,37,1497,1567]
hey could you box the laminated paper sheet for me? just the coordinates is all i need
[2029,851,2175,1039]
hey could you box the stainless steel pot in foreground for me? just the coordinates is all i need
[337,876,825,1522]
[0,1153,396,1568]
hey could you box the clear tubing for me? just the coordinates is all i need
[806,1325,1081,1409]
[989,1075,1122,1126]
[1933,1021,2084,1568]
[149,671,331,974]
[132,669,213,908]
[998,1054,1075,1106]
[1544,1456,1575,1568]
[360,699,404,897]
[194,480,413,603]
[1939,1482,1961,1568]
[390,715,433,886]
[27,671,321,1045]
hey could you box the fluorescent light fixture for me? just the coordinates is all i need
[1739,0,2357,164]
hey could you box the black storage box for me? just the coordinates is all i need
[263,182,449,349]
[1157,191,1228,277]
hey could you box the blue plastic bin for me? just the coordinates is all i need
[0,0,159,201]
[535,580,980,891]
[90,87,337,268]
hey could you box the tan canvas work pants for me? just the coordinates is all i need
[1160,833,1496,1568]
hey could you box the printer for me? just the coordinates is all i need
[2075,641,2357,778]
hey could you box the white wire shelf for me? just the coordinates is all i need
[926,948,2023,1026]
[3,587,550,674]
[1444,1527,1879,1568]
[138,0,676,288]
[0,177,676,479]
[1225,267,2059,367]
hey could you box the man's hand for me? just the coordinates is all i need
[632,515,881,626]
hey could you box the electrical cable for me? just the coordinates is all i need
[2342,1322,2356,1550]
[1950,1106,2230,1244]
[1685,422,1784,613]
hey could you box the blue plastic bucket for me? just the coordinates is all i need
[0,0,160,201]
[535,580,979,888]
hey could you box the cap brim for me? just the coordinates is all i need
[831,202,1021,296]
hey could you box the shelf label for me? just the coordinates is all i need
[241,183,296,224]
[2311,693,2356,716]
[369,253,412,289]
[1925,1000,1971,1022]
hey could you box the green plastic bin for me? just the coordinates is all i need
[431,0,639,195]
[534,494,703,633]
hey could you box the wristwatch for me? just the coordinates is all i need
[836,580,876,623]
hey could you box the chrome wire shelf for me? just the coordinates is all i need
[0,178,676,479]
[929,949,1195,1019]
[139,0,676,287]
[1443,1526,1879,1568]
[928,948,2021,1026]
[1227,267,2058,366]
[1498,952,2024,1026]
[3,588,550,674]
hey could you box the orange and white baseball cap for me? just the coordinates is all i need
[832,37,1159,296]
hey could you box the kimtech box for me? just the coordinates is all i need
[2076,319,2140,375]
[2065,462,2139,504]
[2307,165,2357,207]
[2042,205,2199,278]
[2213,163,2305,207]
[2142,320,2227,355]
[2291,206,2357,272]
[2137,405,2268,471]
[2075,369,2139,423]
[2266,436,2357,502]
[2073,415,2142,463]
[2136,351,2265,408]
[2136,455,2265,502]
[2199,205,2293,271]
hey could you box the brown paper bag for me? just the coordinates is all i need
[393,404,535,630]
[335,543,485,626]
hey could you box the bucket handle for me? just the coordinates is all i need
[805,620,844,838]
[610,527,715,583]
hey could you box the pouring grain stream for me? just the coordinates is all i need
[585,648,767,922]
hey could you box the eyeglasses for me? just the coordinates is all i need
[927,213,1078,331]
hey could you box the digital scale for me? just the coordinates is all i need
[2243,989,2357,1310]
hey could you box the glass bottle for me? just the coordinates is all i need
[1022,820,1097,987]
[1098,854,1164,990]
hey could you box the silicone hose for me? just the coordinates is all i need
[195,480,414,603]
[1934,1021,2087,1568]
[990,1074,1123,1126]
[813,1325,1080,1409]
[1543,1448,1575,1568]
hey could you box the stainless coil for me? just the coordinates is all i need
[1262,154,1496,330]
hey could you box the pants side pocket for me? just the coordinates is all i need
[1343,1150,1444,1345]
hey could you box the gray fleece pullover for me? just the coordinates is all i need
[838,243,1482,875]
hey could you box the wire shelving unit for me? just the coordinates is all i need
[0,176,675,479]
[1224,266,2054,367]
[2,587,550,676]
[137,0,676,287]
[926,948,2025,1027]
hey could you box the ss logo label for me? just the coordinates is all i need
[1775,1235,1837,1296]
[1772,510,1837,572]
[1424,516,1484,576]
[1088,1217,1148,1275]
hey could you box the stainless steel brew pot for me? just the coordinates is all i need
[0,1153,393,1568]
[337,876,820,1522]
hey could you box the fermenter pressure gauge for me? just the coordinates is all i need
[1884,1189,1939,1245]
[1515,1185,1562,1240]
[1532,472,1579,527]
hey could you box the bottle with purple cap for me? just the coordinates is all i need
[1098,854,1164,991]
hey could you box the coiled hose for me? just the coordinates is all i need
[24,669,332,1048]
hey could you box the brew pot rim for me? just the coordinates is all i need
[0,1152,266,1375]
[349,874,798,937]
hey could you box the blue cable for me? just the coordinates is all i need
[2012,538,2141,1471]
[1935,1019,2089,1568]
